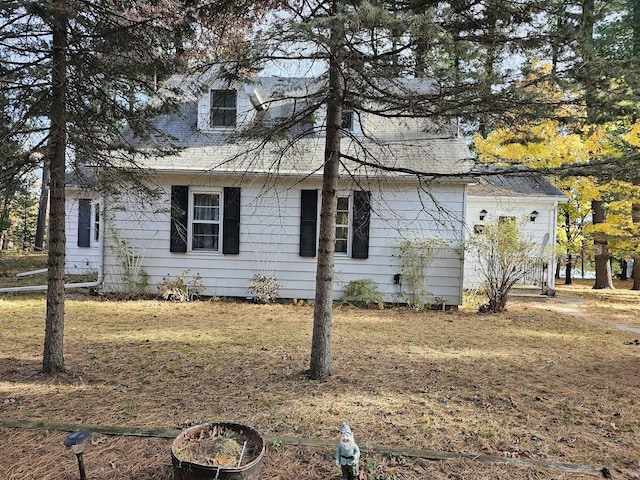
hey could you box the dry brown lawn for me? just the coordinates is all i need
[1,279,639,479]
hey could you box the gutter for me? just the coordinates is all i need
[16,268,48,277]
[0,273,104,293]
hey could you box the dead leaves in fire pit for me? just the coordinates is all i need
[174,425,250,467]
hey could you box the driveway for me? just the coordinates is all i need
[520,292,640,335]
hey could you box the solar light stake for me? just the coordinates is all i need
[64,430,91,480]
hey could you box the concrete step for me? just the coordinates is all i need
[509,285,551,302]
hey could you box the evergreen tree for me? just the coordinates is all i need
[208,0,603,378]
[0,0,261,372]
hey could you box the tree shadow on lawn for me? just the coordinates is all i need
[3,329,638,419]
[0,357,44,380]
[3,335,638,430]
[2,307,639,472]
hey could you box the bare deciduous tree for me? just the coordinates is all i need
[467,219,539,313]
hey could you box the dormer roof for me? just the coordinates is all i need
[119,74,475,179]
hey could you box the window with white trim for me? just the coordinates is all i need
[191,191,221,251]
[171,186,240,254]
[335,195,350,254]
[93,203,100,243]
[210,89,237,127]
[298,189,370,259]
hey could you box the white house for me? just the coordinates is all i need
[63,75,571,304]
[65,74,476,306]
[464,173,567,294]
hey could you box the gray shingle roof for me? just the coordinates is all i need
[468,174,566,198]
[119,75,475,178]
[129,135,474,177]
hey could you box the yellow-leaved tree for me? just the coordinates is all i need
[617,123,640,289]
[474,63,640,289]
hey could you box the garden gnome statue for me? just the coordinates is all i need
[335,422,360,480]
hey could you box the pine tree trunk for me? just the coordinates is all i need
[309,6,343,380]
[309,148,339,379]
[632,256,640,290]
[591,199,613,289]
[43,3,67,374]
[619,259,628,281]
[34,160,50,251]
[1,189,15,249]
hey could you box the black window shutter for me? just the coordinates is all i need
[223,187,241,254]
[352,190,371,259]
[77,199,91,247]
[300,189,318,257]
[170,186,188,253]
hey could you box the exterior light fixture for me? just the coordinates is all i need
[64,430,91,480]
[479,209,487,221]
[530,210,539,222]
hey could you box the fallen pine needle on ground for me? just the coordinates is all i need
[1,277,639,479]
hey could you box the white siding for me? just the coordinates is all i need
[96,175,467,305]
[464,194,560,291]
[65,192,102,275]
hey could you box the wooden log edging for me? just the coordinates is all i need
[0,417,605,476]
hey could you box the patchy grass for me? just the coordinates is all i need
[555,279,640,328]
[0,250,48,270]
[0,251,96,289]
[1,265,639,479]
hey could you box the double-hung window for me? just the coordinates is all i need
[210,89,237,127]
[299,189,370,259]
[191,191,221,251]
[335,196,350,254]
[171,186,240,254]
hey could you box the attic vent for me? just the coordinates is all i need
[248,88,267,111]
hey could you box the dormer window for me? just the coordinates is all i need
[210,89,237,127]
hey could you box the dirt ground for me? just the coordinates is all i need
[1,281,639,479]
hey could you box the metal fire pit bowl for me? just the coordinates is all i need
[171,421,265,480]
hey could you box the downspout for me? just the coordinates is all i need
[0,275,103,293]
[459,182,469,305]
[548,200,559,293]
[0,208,105,294]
